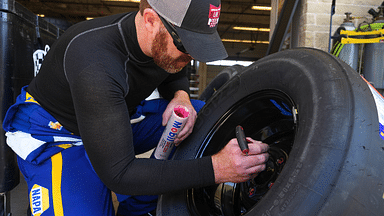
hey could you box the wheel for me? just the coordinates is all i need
[157,48,384,215]
[198,65,244,102]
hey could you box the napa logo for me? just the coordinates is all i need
[49,121,63,130]
[30,184,49,216]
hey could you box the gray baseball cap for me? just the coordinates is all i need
[147,0,228,62]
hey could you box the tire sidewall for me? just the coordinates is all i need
[199,65,244,102]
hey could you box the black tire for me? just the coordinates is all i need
[157,48,384,215]
[198,65,244,102]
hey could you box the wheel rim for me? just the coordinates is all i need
[188,90,297,216]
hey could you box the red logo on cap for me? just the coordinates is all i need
[208,4,221,28]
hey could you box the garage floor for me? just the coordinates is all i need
[9,150,153,215]
[10,173,28,216]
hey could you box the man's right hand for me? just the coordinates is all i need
[211,137,269,184]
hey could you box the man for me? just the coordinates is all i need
[3,0,269,215]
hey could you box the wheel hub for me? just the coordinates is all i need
[188,90,297,216]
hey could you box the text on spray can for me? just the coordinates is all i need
[154,106,189,160]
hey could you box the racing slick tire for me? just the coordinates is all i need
[157,48,384,216]
[198,65,244,102]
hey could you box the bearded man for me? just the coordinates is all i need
[3,0,269,215]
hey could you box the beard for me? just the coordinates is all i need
[151,29,192,73]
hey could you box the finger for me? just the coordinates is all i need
[174,110,196,144]
[174,130,188,145]
[247,164,267,176]
[246,137,265,146]
[243,153,269,169]
[162,106,174,126]
[249,172,260,179]
[174,132,190,145]
[239,166,265,182]
[177,121,191,138]
[174,121,193,145]
[247,142,269,155]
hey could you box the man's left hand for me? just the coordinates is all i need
[162,90,197,145]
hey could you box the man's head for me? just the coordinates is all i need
[151,23,193,73]
[138,0,227,65]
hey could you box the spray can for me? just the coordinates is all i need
[363,5,384,94]
[154,105,190,160]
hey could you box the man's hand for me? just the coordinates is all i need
[162,90,197,145]
[212,137,269,184]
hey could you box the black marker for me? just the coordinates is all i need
[236,125,249,156]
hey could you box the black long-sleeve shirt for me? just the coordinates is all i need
[27,11,215,195]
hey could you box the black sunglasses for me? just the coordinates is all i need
[158,15,188,54]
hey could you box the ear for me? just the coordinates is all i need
[142,8,162,34]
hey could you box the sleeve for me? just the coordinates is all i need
[158,67,191,101]
[66,62,215,195]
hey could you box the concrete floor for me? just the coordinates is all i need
[10,173,29,216]
[9,150,153,215]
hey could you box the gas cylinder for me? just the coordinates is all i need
[335,12,359,71]
[362,4,384,93]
